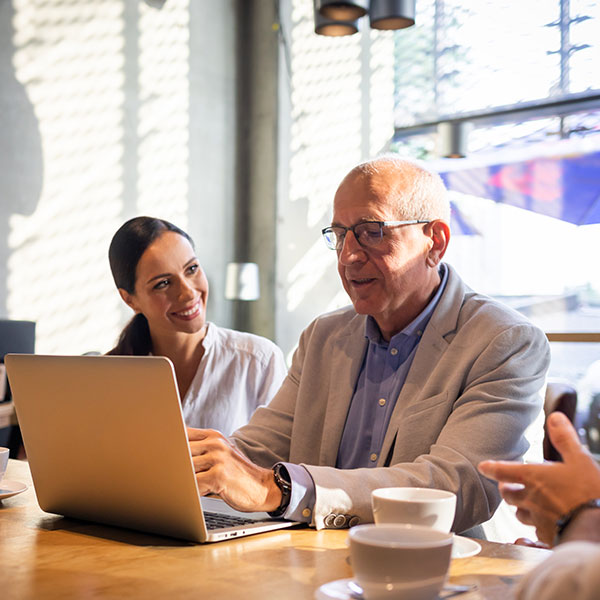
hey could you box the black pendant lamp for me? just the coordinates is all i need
[314,0,416,36]
[314,12,360,36]
[369,0,415,30]
[315,0,369,21]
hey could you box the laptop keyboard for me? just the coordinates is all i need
[204,511,260,530]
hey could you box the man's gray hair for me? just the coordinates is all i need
[349,155,451,223]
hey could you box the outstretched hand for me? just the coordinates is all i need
[186,428,282,513]
[478,412,600,545]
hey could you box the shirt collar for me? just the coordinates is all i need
[364,263,449,346]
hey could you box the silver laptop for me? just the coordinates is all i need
[5,353,300,542]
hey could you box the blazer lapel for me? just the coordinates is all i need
[379,265,468,463]
[319,314,368,466]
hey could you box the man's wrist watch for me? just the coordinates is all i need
[554,498,600,545]
[267,463,292,518]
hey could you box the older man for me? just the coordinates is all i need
[188,156,550,534]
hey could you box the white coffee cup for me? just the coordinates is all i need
[0,364,7,401]
[0,447,9,483]
[349,523,453,600]
[371,487,457,532]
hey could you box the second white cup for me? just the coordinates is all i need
[0,446,9,484]
[371,487,457,532]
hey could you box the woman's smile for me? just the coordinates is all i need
[172,301,202,321]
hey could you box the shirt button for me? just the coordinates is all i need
[370,453,378,462]
[302,508,312,518]
[390,348,398,355]
[378,398,386,407]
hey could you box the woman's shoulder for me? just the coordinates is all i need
[206,323,284,362]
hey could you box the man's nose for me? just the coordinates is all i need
[338,230,367,265]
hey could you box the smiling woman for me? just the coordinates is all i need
[106,217,287,435]
[117,231,210,342]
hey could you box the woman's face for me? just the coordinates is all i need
[119,231,209,338]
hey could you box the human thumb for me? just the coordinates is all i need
[547,411,581,461]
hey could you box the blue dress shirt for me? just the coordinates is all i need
[280,264,449,522]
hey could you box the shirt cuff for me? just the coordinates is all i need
[278,462,316,523]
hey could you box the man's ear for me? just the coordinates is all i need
[118,288,140,313]
[425,220,450,267]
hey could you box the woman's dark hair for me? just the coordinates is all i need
[107,216,194,355]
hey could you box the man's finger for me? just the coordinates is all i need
[514,507,534,526]
[498,481,528,506]
[514,537,547,548]
[478,460,532,484]
[187,427,211,441]
[191,456,213,472]
[194,473,217,497]
[546,412,582,462]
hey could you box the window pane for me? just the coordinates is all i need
[392,1,600,418]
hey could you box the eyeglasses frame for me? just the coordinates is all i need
[321,219,431,251]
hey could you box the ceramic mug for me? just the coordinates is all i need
[0,447,9,483]
[349,523,453,600]
[371,487,457,532]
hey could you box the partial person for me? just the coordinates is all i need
[479,411,600,599]
[108,216,286,435]
[187,156,550,534]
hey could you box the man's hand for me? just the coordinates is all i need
[186,428,282,513]
[478,411,600,546]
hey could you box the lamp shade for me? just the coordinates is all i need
[437,121,471,158]
[314,1,360,35]
[369,0,416,30]
[314,14,360,36]
[225,262,260,301]
[316,0,368,20]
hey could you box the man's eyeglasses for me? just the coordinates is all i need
[321,220,430,251]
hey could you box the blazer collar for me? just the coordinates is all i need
[423,263,469,340]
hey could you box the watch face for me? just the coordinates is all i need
[275,469,291,492]
[274,465,291,487]
[268,465,292,518]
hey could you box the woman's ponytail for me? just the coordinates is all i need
[107,313,152,355]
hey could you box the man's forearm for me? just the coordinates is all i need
[559,507,600,545]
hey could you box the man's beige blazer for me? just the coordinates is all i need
[232,264,550,532]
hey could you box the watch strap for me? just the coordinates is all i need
[267,463,292,518]
[554,498,600,545]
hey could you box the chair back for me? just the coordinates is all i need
[0,319,35,456]
[543,381,577,461]
[0,319,36,401]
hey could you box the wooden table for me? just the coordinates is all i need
[1,459,551,599]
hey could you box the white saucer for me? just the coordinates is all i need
[315,578,355,600]
[452,536,481,559]
[315,577,445,600]
[0,480,28,500]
